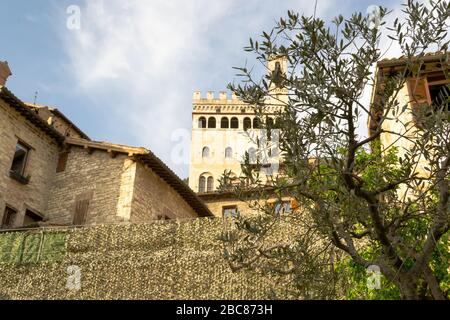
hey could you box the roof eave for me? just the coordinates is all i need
[0,86,65,146]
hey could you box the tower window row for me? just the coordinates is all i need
[197,116,274,130]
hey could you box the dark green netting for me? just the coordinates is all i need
[0,230,66,264]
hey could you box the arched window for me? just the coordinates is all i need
[208,117,216,128]
[202,147,210,158]
[220,117,229,128]
[198,117,206,128]
[253,117,260,129]
[243,117,252,131]
[207,176,214,192]
[230,117,239,129]
[225,147,233,158]
[267,117,274,127]
[248,147,257,164]
[198,176,206,193]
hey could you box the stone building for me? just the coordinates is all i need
[368,52,449,199]
[0,63,212,230]
[188,56,298,217]
[369,53,449,165]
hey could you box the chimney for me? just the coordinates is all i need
[0,61,12,86]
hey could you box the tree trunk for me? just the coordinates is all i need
[422,265,445,300]
[398,275,419,300]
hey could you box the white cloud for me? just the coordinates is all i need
[62,0,328,177]
[61,0,408,177]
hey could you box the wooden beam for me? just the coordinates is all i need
[107,149,117,158]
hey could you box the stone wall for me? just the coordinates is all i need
[45,146,132,225]
[200,195,296,217]
[0,217,300,299]
[46,147,200,225]
[0,98,59,226]
[131,163,198,221]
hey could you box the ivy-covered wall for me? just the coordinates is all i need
[0,217,298,300]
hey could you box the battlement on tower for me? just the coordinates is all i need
[192,90,242,103]
[192,90,285,114]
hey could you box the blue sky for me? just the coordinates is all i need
[1,0,401,178]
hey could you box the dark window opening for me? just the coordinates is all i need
[208,117,216,128]
[23,209,44,226]
[230,117,239,129]
[220,117,229,128]
[429,84,450,111]
[253,117,260,129]
[243,117,252,131]
[198,117,207,128]
[1,206,17,229]
[10,142,30,176]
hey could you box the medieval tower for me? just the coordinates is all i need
[188,56,288,197]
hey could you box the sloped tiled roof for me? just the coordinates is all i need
[377,51,449,68]
[0,86,65,145]
[24,102,90,140]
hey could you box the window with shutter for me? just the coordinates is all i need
[56,152,69,173]
[73,199,90,225]
[408,77,431,127]
[72,191,93,225]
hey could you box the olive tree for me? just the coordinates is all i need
[219,0,450,299]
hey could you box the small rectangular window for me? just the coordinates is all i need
[223,205,238,218]
[10,141,30,176]
[1,206,17,229]
[56,152,69,173]
[23,209,44,227]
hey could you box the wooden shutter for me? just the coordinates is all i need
[72,191,93,225]
[56,152,69,173]
[73,199,90,225]
[408,77,431,105]
[408,77,431,126]
[290,198,300,211]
